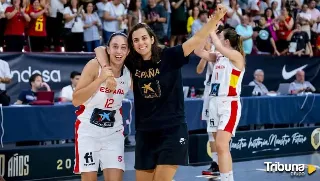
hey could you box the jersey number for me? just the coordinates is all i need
[35,16,44,32]
[104,98,114,108]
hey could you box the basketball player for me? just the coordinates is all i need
[72,32,130,181]
[94,5,227,181]
[195,40,220,176]
[198,28,245,181]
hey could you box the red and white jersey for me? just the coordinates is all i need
[209,54,244,97]
[77,66,131,127]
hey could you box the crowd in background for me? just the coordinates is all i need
[1,0,320,54]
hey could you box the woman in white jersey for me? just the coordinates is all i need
[195,41,220,176]
[195,28,245,181]
[72,32,130,181]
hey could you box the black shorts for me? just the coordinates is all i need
[134,123,189,170]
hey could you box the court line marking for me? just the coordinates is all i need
[195,175,220,179]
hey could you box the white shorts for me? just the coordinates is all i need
[201,96,210,121]
[201,86,211,121]
[207,97,241,136]
[73,119,125,174]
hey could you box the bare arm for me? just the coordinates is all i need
[72,59,104,107]
[103,11,117,21]
[182,5,227,57]
[0,77,11,84]
[171,0,184,9]
[64,13,76,22]
[22,11,31,22]
[210,31,244,65]
[30,9,46,19]
[5,8,18,19]
[194,40,217,61]
[196,59,208,74]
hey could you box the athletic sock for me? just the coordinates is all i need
[220,172,229,181]
[211,152,218,164]
[229,171,234,181]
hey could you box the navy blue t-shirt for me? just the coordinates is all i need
[125,45,189,131]
[18,90,37,104]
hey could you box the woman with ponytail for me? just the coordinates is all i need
[194,27,245,181]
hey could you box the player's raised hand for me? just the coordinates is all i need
[100,66,117,91]
[212,4,227,21]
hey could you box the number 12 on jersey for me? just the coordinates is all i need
[104,98,114,108]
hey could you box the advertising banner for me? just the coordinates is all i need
[188,127,320,164]
[1,53,320,103]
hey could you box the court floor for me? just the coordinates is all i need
[65,151,320,181]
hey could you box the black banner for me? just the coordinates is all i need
[1,53,320,103]
[188,127,320,164]
[0,127,319,180]
[0,145,78,181]
[243,55,320,91]
[0,53,95,103]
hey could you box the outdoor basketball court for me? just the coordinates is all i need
[65,151,320,181]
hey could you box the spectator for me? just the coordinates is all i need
[169,0,188,46]
[275,6,294,54]
[253,16,279,55]
[249,69,269,95]
[103,0,127,44]
[144,0,166,43]
[15,73,51,105]
[287,22,313,57]
[96,0,108,21]
[285,0,301,18]
[4,0,31,52]
[28,0,49,52]
[264,7,278,41]
[0,59,12,91]
[60,71,81,102]
[0,0,8,49]
[308,0,320,22]
[47,0,66,51]
[271,1,280,18]
[83,2,101,52]
[63,0,85,52]
[225,0,242,29]
[289,70,315,94]
[191,10,207,36]
[297,3,312,39]
[236,14,253,54]
[127,0,145,32]
[187,6,199,35]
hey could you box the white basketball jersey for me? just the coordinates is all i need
[77,66,131,128]
[209,55,244,97]
[203,62,214,97]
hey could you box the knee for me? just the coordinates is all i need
[215,140,229,154]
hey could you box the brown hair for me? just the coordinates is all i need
[223,28,245,57]
[127,23,161,68]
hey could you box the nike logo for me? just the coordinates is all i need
[157,60,161,64]
[282,64,308,80]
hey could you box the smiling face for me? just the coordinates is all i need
[107,35,129,66]
[131,27,154,59]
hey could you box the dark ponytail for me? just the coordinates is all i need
[224,28,245,58]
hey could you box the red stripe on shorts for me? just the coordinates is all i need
[224,101,238,134]
[73,105,85,174]
[74,119,81,173]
